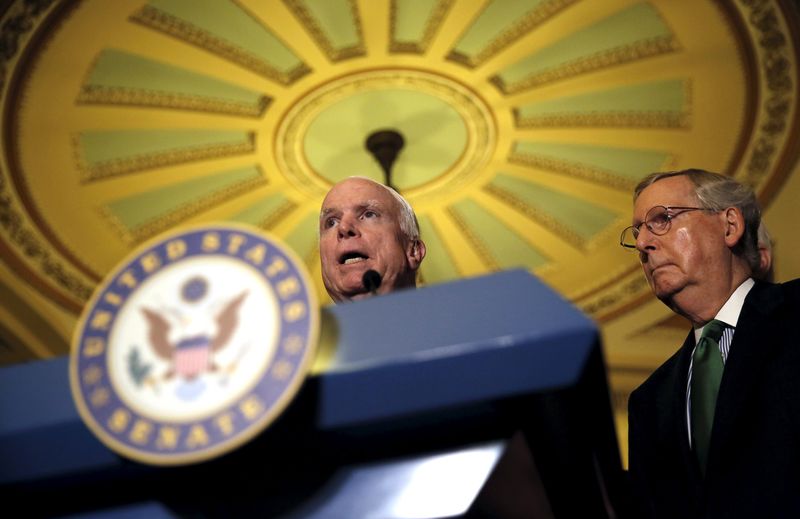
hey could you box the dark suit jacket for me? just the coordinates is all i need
[628,279,800,519]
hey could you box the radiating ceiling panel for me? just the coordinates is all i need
[130,0,310,84]
[417,214,461,284]
[77,129,255,181]
[490,2,677,93]
[514,79,690,128]
[485,174,619,249]
[448,198,549,271]
[103,166,266,242]
[284,0,365,61]
[391,0,454,53]
[231,193,299,231]
[78,49,270,116]
[509,141,674,189]
[283,209,320,268]
[448,0,578,67]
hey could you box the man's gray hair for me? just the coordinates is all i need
[345,176,420,241]
[756,221,774,282]
[634,168,761,272]
[757,221,772,251]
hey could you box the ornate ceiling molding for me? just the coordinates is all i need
[0,0,797,371]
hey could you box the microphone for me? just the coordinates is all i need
[362,270,382,296]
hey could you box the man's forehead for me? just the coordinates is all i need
[321,198,383,215]
[634,176,695,215]
[322,180,395,211]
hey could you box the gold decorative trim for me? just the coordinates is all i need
[101,173,268,244]
[514,110,690,129]
[483,183,587,251]
[578,269,651,321]
[75,132,257,183]
[389,0,455,54]
[0,0,93,309]
[736,0,796,191]
[447,0,578,68]
[514,77,691,129]
[76,85,271,118]
[129,3,311,85]
[445,206,499,271]
[388,41,423,54]
[423,214,464,278]
[507,152,652,191]
[259,200,298,230]
[490,36,680,94]
[0,174,94,303]
[283,0,365,62]
[0,1,58,95]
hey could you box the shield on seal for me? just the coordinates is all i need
[174,335,211,379]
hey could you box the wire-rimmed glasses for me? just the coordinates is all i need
[620,206,710,249]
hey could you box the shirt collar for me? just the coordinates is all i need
[693,277,755,342]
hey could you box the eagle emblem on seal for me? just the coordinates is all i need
[133,276,249,399]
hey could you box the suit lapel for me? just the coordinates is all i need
[706,281,783,476]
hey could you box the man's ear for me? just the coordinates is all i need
[722,207,745,248]
[407,239,426,270]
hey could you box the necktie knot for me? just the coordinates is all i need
[701,319,726,343]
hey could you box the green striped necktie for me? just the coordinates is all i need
[691,319,726,475]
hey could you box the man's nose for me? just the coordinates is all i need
[337,216,360,239]
[635,225,657,254]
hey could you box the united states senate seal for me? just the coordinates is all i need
[69,224,318,465]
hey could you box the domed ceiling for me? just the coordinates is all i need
[1,0,799,454]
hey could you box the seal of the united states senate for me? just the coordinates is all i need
[69,224,318,465]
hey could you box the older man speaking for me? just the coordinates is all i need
[318,177,426,303]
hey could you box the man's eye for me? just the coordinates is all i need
[650,213,670,227]
[363,210,378,219]
[324,217,338,228]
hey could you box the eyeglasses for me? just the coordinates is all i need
[620,206,712,249]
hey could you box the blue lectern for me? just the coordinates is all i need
[0,270,627,518]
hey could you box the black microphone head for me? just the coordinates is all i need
[362,270,382,293]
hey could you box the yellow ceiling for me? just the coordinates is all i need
[1,0,799,460]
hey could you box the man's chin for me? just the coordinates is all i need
[334,277,375,302]
[324,276,364,303]
[652,280,687,306]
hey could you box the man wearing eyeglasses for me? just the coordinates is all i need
[623,169,800,519]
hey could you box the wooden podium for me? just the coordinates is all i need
[0,270,627,518]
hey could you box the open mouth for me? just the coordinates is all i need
[339,252,369,265]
